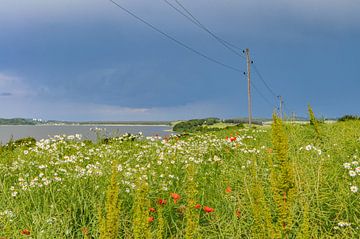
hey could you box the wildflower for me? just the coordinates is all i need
[349,170,356,177]
[225,186,232,193]
[343,163,351,169]
[148,217,154,223]
[236,209,241,218]
[171,193,181,204]
[157,199,167,205]
[338,221,351,227]
[194,204,201,209]
[149,208,156,213]
[20,229,30,235]
[213,155,221,162]
[350,185,358,193]
[203,206,214,213]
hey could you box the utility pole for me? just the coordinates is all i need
[245,48,252,126]
[277,95,283,119]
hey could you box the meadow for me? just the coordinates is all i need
[0,116,359,238]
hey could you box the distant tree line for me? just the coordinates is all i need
[223,118,263,125]
[173,118,220,132]
[0,118,36,125]
[337,115,360,122]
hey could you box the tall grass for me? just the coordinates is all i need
[0,120,359,238]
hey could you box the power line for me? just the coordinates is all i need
[243,72,276,109]
[109,0,242,73]
[163,0,246,59]
[252,63,294,115]
[166,0,282,110]
[109,0,283,113]
[252,63,278,99]
[174,0,244,53]
[251,82,277,108]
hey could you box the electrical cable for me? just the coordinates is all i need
[109,0,288,114]
[165,0,246,59]
[109,0,242,73]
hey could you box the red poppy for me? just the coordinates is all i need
[20,229,30,235]
[148,217,154,223]
[170,193,181,204]
[225,186,232,193]
[203,206,214,213]
[236,209,241,218]
[194,204,201,209]
[149,207,156,212]
[230,137,237,142]
[158,198,167,205]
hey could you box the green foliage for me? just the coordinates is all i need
[271,113,295,237]
[1,120,360,238]
[248,158,275,238]
[184,164,200,239]
[0,118,36,125]
[2,137,36,151]
[308,104,321,139]
[173,118,220,132]
[132,180,151,239]
[156,206,165,239]
[224,118,263,125]
[338,115,360,122]
[99,163,121,239]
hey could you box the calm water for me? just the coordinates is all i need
[0,125,173,143]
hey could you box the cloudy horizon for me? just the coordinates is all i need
[0,0,359,121]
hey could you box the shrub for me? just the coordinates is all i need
[338,115,360,122]
[173,118,220,132]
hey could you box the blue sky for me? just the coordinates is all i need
[0,0,359,121]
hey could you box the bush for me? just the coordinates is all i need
[2,137,36,151]
[173,118,220,132]
[224,118,263,125]
[338,115,360,122]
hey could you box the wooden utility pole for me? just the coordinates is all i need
[278,95,283,119]
[245,48,252,126]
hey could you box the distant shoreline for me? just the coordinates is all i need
[0,124,171,127]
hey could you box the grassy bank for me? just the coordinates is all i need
[0,119,359,238]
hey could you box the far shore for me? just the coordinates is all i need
[0,124,172,127]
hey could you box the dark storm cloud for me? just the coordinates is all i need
[0,0,359,120]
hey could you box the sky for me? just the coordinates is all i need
[0,0,359,121]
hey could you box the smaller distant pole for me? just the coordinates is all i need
[278,95,283,119]
[245,48,252,126]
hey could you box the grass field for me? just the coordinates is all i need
[0,118,359,238]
